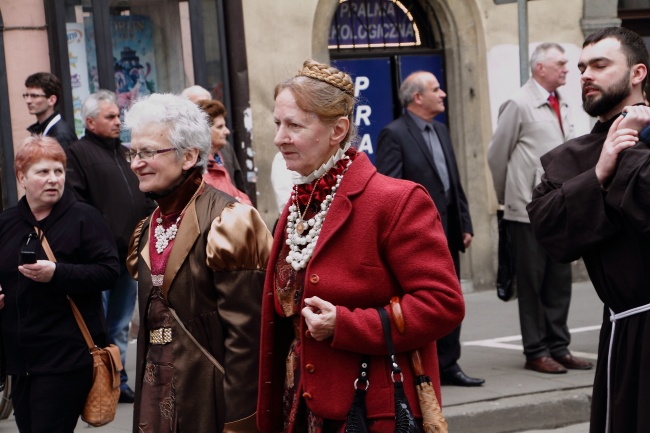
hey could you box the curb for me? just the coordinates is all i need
[443,387,592,433]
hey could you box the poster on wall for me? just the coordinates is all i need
[66,23,91,138]
[84,15,158,143]
[110,15,157,109]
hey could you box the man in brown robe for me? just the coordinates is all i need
[527,27,650,433]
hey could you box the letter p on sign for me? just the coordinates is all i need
[354,76,369,96]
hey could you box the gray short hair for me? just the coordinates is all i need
[181,85,211,103]
[529,43,565,74]
[399,71,427,108]
[81,90,118,127]
[123,93,210,172]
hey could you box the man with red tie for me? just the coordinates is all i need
[487,43,592,374]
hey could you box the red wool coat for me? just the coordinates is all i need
[257,153,465,433]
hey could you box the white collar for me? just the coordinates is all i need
[43,114,62,136]
[295,142,351,184]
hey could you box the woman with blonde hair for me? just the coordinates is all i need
[257,60,465,433]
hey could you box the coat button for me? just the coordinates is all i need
[305,363,315,373]
[309,274,319,284]
[303,392,312,400]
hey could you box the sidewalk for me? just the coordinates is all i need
[443,280,599,432]
[0,281,601,432]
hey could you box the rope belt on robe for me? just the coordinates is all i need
[605,302,650,432]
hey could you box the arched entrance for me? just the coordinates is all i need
[327,0,447,164]
[313,0,496,288]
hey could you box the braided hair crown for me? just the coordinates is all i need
[297,60,355,97]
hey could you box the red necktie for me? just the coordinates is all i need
[548,93,563,131]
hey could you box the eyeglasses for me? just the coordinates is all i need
[125,147,176,162]
[22,93,48,100]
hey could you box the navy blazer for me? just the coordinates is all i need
[376,113,473,254]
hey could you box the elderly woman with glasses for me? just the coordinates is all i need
[124,93,272,433]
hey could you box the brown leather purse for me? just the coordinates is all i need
[38,229,123,427]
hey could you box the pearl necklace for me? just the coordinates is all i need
[152,180,204,255]
[154,215,180,254]
[285,157,351,271]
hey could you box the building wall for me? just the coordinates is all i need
[2,1,51,152]
[243,0,599,290]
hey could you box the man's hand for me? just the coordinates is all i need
[463,232,473,249]
[18,260,56,283]
[595,114,638,187]
[302,296,337,341]
[618,105,650,132]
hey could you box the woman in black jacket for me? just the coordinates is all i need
[0,135,119,433]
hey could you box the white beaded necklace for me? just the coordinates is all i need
[154,215,180,254]
[285,156,352,271]
[152,181,204,255]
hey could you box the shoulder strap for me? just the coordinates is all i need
[167,306,225,374]
[35,227,96,351]
[377,307,403,380]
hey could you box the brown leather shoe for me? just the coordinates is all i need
[525,356,567,374]
[552,354,593,370]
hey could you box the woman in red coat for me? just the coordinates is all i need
[257,60,465,433]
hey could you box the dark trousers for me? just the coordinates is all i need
[12,367,93,433]
[510,221,572,360]
[437,245,462,374]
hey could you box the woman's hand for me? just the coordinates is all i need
[302,296,337,341]
[0,287,4,310]
[18,260,56,283]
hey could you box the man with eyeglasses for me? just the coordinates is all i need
[24,72,78,149]
[65,90,154,404]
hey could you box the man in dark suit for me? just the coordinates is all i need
[376,71,484,387]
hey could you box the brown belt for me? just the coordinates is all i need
[149,327,172,345]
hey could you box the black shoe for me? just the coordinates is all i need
[119,385,135,403]
[440,369,485,387]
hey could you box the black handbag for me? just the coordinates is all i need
[496,210,517,301]
[378,308,421,433]
[344,308,421,433]
[344,355,371,433]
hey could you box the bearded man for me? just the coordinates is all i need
[527,27,650,433]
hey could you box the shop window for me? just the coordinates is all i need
[62,0,226,141]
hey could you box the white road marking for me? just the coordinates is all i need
[462,324,601,360]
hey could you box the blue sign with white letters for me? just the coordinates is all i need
[329,0,417,48]
[332,58,394,164]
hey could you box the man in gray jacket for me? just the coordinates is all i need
[488,43,592,374]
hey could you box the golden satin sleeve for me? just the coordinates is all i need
[206,202,272,271]
[126,217,148,279]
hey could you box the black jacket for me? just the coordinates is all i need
[0,189,119,375]
[376,114,473,255]
[27,111,78,150]
[66,130,155,262]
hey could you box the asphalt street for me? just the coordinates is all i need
[0,281,602,432]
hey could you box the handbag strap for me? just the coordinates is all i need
[377,307,403,382]
[355,355,370,390]
[35,227,96,351]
